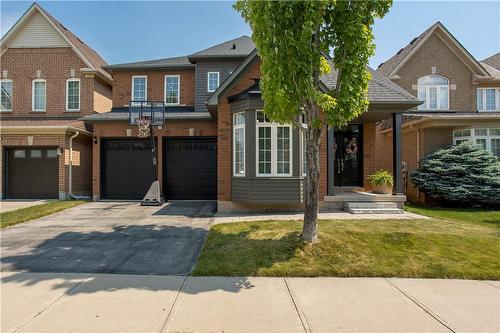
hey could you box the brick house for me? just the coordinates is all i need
[0,3,112,199]
[84,37,420,211]
[375,22,500,203]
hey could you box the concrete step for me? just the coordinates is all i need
[346,208,404,214]
[345,202,398,209]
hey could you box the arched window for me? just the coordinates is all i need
[417,75,449,110]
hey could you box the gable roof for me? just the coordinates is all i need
[208,51,419,107]
[482,52,500,70]
[104,56,194,71]
[1,3,111,83]
[188,35,255,60]
[377,22,489,78]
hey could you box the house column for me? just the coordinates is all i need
[392,112,404,195]
[327,127,335,195]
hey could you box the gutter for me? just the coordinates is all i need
[68,131,90,200]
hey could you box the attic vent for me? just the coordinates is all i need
[409,37,417,45]
[396,48,404,55]
[378,62,384,69]
[232,43,236,49]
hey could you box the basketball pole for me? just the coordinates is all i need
[149,123,158,181]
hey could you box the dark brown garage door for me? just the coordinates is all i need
[5,148,59,199]
[164,138,217,200]
[101,139,155,200]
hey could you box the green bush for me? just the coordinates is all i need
[411,142,500,205]
[368,169,394,186]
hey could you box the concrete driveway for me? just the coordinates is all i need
[0,201,216,275]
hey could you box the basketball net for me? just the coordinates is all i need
[137,117,151,138]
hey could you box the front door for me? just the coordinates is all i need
[334,125,363,187]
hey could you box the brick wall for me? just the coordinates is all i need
[93,78,112,113]
[111,70,195,107]
[216,58,261,201]
[393,34,477,111]
[69,135,92,196]
[91,120,217,199]
[0,48,109,117]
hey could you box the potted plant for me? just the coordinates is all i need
[368,170,394,194]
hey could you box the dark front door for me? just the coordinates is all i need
[334,125,363,187]
[164,138,217,200]
[5,148,59,199]
[101,139,155,200]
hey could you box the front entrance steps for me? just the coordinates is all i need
[323,191,406,214]
[344,201,404,214]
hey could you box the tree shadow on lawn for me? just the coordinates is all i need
[1,224,302,295]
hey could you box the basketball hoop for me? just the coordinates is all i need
[137,117,151,138]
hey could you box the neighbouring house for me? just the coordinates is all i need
[83,37,421,212]
[375,22,500,203]
[0,3,112,199]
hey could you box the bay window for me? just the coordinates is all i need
[0,79,13,112]
[417,75,449,110]
[233,113,245,176]
[256,111,292,176]
[32,79,46,112]
[477,88,500,111]
[453,128,500,157]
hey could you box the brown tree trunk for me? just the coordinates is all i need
[301,27,323,242]
[302,115,322,242]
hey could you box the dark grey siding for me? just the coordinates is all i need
[232,178,303,203]
[195,60,242,112]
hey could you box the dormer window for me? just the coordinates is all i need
[417,75,449,110]
[0,79,13,112]
[207,72,219,92]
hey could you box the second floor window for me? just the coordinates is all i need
[165,75,180,105]
[32,79,46,112]
[417,75,449,110]
[477,88,500,111]
[132,76,147,102]
[207,72,219,92]
[66,78,80,111]
[1,79,13,112]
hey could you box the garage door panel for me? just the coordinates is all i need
[164,138,217,200]
[6,148,59,199]
[102,139,155,200]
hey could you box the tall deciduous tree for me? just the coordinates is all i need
[235,0,392,242]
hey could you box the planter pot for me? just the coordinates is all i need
[372,184,392,194]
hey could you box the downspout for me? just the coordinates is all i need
[69,131,90,200]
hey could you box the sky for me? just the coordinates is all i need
[1,1,499,69]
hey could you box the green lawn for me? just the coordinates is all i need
[1,200,85,229]
[405,203,500,227]
[193,212,500,279]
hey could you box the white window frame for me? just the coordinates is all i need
[0,79,13,112]
[233,112,246,177]
[164,75,180,105]
[65,78,80,111]
[131,75,147,102]
[255,111,293,177]
[477,87,500,112]
[417,75,449,110]
[453,127,500,156]
[32,79,46,112]
[207,72,220,92]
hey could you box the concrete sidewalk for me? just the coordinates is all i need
[1,272,498,333]
[0,200,50,213]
